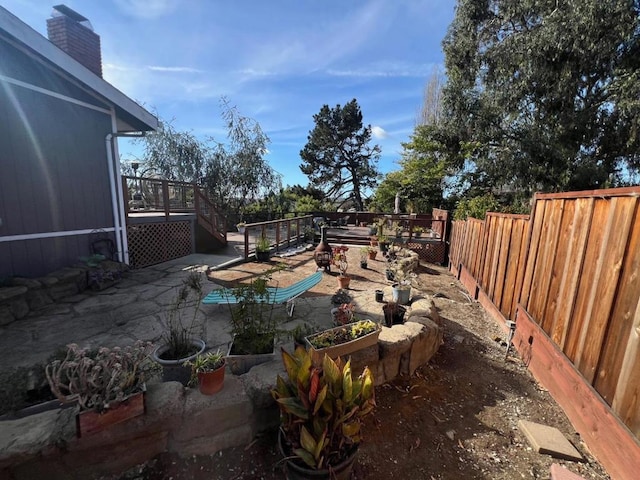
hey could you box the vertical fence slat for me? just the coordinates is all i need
[493,217,512,315]
[520,198,547,310]
[564,198,611,362]
[574,197,636,383]
[611,291,640,436]
[596,202,640,408]
[528,199,564,325]
[550,198,594,348]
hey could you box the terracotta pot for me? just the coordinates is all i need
[337,275,350,289]
[197,361,226,395]
[368,251,377,260]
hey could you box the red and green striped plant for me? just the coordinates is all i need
[271,347,375,470]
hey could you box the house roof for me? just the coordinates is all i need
[0,6,157,132]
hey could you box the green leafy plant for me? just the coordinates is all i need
[79,254,106,267]
[161,271,205,360]
[255,235,271,252]
[290,323,319,346]
[45,341,158,412]
[227,265,286,354]
[186,350,225,386]
[271,347,376,470]
[307,319,378,349]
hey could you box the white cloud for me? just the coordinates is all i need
[371,126,389,139]
[148,66,203,73]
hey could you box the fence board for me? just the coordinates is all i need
[519,198,547,309]
[612,294,640,435]
[484,215,504,297]
[493,217,512,313]
[597,203,640,409]
[575,197,637,383]
[550,198,594,348]
[541,199,575,332]
[564,199,611,362]
[527,199,563,322]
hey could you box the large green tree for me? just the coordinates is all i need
[300,99,381,210]
[441,0,640,195]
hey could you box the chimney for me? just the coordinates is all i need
[46,5,102,77]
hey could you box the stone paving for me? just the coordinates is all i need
[0,242,414,372]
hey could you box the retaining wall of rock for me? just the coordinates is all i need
[0,312,443,480]
[0,261,127,326]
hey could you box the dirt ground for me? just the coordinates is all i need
[111,249,611,480]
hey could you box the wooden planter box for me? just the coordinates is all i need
[76,391,145,437]
[305,323,381,366]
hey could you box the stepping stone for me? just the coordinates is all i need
[518,420,583,461]
[550,463,587,480]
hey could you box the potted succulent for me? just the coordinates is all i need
[236,222,247,234]
[186,350,226,395]
[255,235,271,262]
[45,341,158,437]
[388,261,418,305]
[412,225,425,238]
[333,245,350,289]
[271,347,376,479]
[305,319,381,366]
[152,271,207,385]
[226,266,284,374]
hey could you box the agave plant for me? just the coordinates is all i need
[271,347,376,470]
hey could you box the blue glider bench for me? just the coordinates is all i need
[202,271,323,317]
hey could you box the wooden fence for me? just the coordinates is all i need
[449,187,640,480]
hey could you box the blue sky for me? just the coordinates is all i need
[6,0,456,187]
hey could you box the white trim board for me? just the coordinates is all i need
[0,228,116,242]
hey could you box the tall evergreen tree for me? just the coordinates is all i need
[442,0,640,195]
[300,99,381,210]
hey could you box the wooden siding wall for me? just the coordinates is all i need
[0,37,116,278]
[448,187,640,440]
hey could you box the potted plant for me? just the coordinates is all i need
[152,271,207,385]
[382,301,407,327]
[255,235,271,262]
[290,323,319,350]
[186,350,226,395]
[80,254,126,291]
[226,266,284,374]
[305,319,381,366]
[378,235,390,253]
[333,245,350,289]
[271,348,376,479]
[45,341,158,437]
[331,302,355,326]
[236,222,247,234]
[367,246,378,260]
[388,260,418,305]
[359,247,369,269]
[412,225,424,238]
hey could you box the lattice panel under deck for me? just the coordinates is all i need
[405,241,446,265]
[127,221,192,268]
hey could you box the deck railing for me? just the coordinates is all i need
[238,216,314,259]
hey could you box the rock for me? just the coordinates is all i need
[0,407,76,470]
[0,305,15,326]
[240,358,285,409]
[0,286,27,302]
[406,319,443,375]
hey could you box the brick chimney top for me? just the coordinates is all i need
[47,4,102,78]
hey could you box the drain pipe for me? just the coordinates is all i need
[105,130,147,265]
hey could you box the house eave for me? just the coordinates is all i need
[0,6,158,132]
